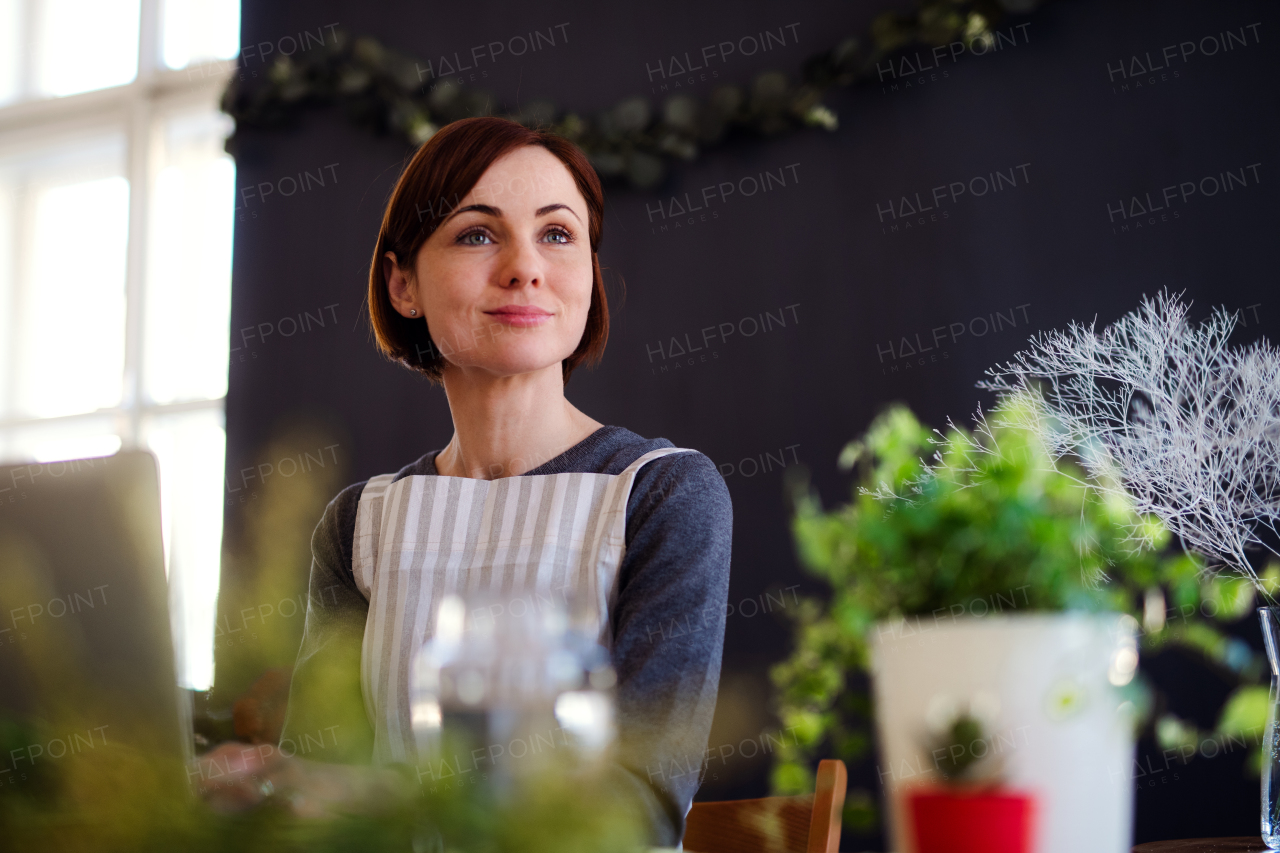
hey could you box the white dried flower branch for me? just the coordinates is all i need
[976,290,1280,582]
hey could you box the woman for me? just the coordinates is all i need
[198,116,732,847]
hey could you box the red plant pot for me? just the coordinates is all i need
[907,786,1037,853]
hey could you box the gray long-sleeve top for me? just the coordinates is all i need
[279,425,732,846]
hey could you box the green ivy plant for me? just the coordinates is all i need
[769,394,1265,826]
[220,0,1047,187]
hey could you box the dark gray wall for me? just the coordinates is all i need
[221,0,1278,846]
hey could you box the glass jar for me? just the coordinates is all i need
[409,590,615,796]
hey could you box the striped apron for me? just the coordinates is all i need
[353,446,693,765]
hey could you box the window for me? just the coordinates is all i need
[0,0,241,690]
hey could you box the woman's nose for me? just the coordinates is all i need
[497,235,543,288]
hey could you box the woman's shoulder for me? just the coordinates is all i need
[317,453,433,530]
[508,425,729,515]
[617,432,732,569]
[608,429,732,535]
[551,424,718,479]
[310,479,365,579]
[311,453,433,577]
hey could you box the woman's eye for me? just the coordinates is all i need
[458,230,491,245]
[543,228,571,244]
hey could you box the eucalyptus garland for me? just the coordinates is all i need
[221,0,1045,188]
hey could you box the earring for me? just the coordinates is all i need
[409,309,417,316]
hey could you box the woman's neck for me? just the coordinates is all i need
[433,362,603,480]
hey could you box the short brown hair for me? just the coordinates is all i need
[368,117,608,384]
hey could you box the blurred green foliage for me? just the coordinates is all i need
[214,428,344,706]
[1,720,645,853]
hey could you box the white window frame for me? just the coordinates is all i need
[0,0,237,689]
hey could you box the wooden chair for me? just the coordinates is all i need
[682,759,848,853]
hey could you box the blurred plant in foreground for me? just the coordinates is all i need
[1,705,645,853]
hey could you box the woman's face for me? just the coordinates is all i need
[394,146,594,382]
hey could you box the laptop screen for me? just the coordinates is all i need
[0,450,191,799]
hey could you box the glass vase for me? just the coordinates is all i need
[1260,607,1280,848]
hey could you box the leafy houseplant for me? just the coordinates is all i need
[770,393,1256,850]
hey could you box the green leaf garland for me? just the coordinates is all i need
[220,0,1046,187]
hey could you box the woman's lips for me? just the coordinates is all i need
[483,305,553,327]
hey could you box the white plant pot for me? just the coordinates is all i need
[870,612,1137,853]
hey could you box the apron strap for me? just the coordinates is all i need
[353,472,396,601]
[619,446,696,478]
[595,446,698,641]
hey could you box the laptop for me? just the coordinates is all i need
[0,450,192,799]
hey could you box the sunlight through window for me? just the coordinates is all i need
[34,0,141,98]
[0,0,238,691]
[20,176,130,417]
[161,0,240,71]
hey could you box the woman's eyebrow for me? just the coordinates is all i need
[537,203,581,222]
[447,203,501,220]
[445,202,580,222]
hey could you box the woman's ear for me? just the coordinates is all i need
[384,251,419,317]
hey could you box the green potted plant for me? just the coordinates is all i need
[770,392,1244,853]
